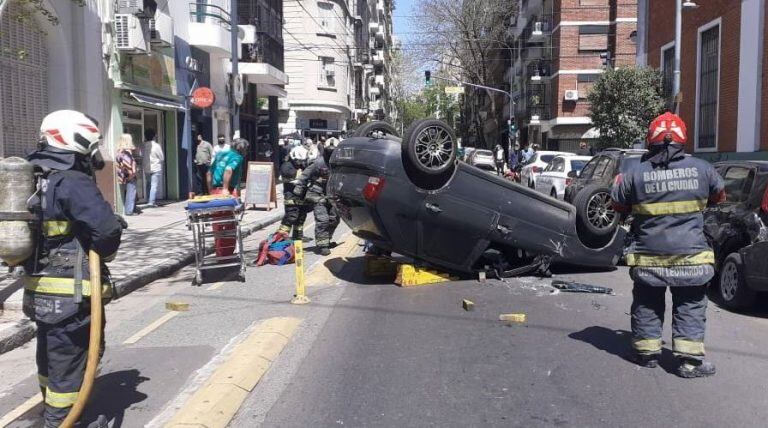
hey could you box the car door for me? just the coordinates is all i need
[418,176,499,270]
[708,166,756,258]
[536,158,558,194]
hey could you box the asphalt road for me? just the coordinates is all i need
[2,225,768,427]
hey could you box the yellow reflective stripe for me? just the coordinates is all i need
[42,221,72,237]
[38,374,48,387]
[45,388,79,408]
[277,225,291,234]
[626,251,715,267]
[632,338,662,353]
[632,199,707,216]
[673,339,705,356]
[23,277,112,297]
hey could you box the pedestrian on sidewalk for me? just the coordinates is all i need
[194,134,213,196]
[208,137,249,196]
[494,144,505,175]
[24,110,123,427]
[611,112,725,378]
[576,141,592,156]
[142,129,164,207]
[116,134,138,216]
[212,134,230,162]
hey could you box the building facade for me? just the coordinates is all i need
[637,0,767,159]
[280,0,395,140]
[509,0,637,151]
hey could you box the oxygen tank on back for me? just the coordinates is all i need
[0,157,37,266]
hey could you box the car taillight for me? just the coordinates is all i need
[761,185,768,214]
[532,166,542,173]
[362,176,385,202]
[565,178,573,187]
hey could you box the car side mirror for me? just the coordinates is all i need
[567,170,578,178]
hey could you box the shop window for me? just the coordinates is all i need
[578,25,609,52]
[696,23,720,151]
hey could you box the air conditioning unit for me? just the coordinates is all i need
[114,14,149,54]
[117,0,157,18]
[564,89,579,101]
[149,12,173,47]
[533,21,543,33]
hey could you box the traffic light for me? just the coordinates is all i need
[600,51,613,69]
[425,70,431,86]
[507,119,517,134]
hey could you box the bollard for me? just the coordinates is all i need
[291,240,310,304]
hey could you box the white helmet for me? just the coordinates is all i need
[289,145,308,161]
[40,110,101,155]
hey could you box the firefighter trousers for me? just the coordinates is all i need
[278,199,310,239]
[36,309,105,427]
[314,199,340,248]
[631,282,707,359]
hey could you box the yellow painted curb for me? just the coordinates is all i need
[165,317,302,428]
[306,234,358,288]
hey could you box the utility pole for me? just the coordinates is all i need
[230,0,240,136]
[673,1,699,113]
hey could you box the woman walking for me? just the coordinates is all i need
[116,134,139,215]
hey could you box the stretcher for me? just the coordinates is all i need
[186,195,246,285]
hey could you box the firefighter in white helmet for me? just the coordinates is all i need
[23,110,123,427]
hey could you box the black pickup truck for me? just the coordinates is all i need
[328,120,626,276]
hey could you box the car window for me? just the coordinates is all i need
[579,157,600,179]
[722,167,755,203]
[553,158,565,172]
[570,160,588,172]
[592,157,613,179]
[540,154,556,163]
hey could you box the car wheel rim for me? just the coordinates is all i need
[586,191,616,229]
[365,128,389,138]
[414,126,454,170]
[720,262,738,301]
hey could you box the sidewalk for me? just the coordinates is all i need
[0,191,285,354]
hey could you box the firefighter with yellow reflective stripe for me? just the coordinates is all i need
[277,145,311,241]
[611,112,725,378]
[22,110,123,427]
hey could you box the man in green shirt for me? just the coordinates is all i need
[208,138,249,196]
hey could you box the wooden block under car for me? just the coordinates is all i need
[166,302,190,312]
[394,264,458,287]
[462,299,475,311]
[364,255,399,278]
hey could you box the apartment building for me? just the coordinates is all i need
[637,0,767,160]
[280,0,395,140]
[510,0,637,151]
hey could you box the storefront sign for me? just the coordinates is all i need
[309,119,328,129]
[121,53,177,96]
[191,87,215,109]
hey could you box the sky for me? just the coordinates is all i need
[392,0,417,44]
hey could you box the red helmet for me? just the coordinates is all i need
[647,112,687,145]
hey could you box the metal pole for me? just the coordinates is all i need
[508,47,514,150]
[673,0,682,113]
[231,0,240,135]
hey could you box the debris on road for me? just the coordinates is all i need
[165,301,190,311]
[499,313,526,324]
[462,299,475,311]
[551,280,613,295]
[478,271,487,283]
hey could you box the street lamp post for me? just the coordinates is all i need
[673,0,699,113]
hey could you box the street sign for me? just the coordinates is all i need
[190,87,215,109]
[444,86,464,95]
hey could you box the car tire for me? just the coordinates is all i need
[573,184,618,246]
[718,253,755,310]
[354,121,399,139]
[550,188,558,199]
[402,119,457,176]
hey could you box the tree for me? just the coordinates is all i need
[588,66,666,148]
[413,0,515,146]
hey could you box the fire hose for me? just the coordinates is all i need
[60,250,102,428]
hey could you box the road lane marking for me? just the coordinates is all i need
[0,395,43,427]
[206,281,225,291]
[164,317,302,428]
[123,312,179,345]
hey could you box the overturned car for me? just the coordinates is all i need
[328,120,626,276]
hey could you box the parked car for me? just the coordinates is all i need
[534,155,592,200]
[468,149,496,171]
[703,161,768,309]
[328,120,626,276]
[462,147,476,162]
[520,151,573,189]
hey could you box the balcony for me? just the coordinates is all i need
[375,74,386,87]
[524,15,553,44]
[528,105,550,125]
[372,49,385,66]
[369,99,381,110]
[527,60,551,82]
[354,51,369,68]
[369,22,381,34]
[188,2,232,56]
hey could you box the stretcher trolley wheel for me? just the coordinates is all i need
[193,270,204,286]
[238,267,246,283]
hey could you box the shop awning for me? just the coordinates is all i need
[255,83,287,98]
[129,92,185,110]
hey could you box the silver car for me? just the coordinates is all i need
[469,149,496,171]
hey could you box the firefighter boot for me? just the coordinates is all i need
[677,358,716,378]
[631,353,660,368]
[318,247,331,256]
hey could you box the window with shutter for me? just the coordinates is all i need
[578,25,609,52]
[0,1,49,158]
